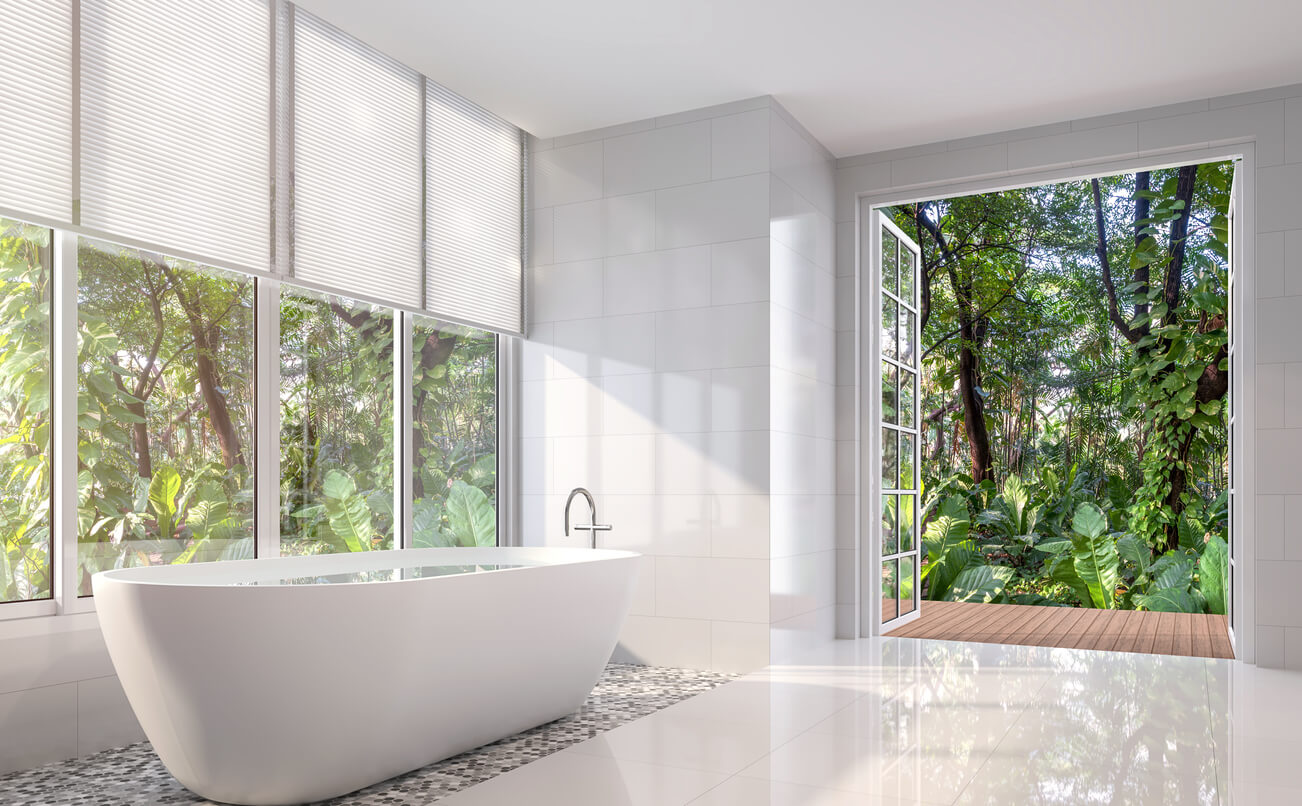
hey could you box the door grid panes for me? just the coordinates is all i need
[876,212,921,628]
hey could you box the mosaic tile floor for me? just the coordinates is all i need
[0,663,734,806]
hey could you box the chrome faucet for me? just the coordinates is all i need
[564,487,612,548]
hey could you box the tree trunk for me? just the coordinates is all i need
[957,322,994,482]
[152,257,246,470]
[410,328,459,498]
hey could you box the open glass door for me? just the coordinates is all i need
[862,207,922,633]
[1227,159,1241,652]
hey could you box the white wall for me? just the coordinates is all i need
[522,97,838,672]
[0,618,144,774]
[834,83,1302,667]
[767,106,839,663]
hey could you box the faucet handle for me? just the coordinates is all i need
[571,523,613,531]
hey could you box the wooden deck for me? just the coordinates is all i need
[885,600,1234,659]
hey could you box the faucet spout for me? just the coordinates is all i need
[563,487,613,548]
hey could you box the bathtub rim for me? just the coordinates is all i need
[92,546,640,590]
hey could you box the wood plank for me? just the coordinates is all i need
[1065,609,1104,649]
[1135,608,1162,654]
[1191,613,1213,659]
[1115,609,1145,653]
[1006,603,1062,645]
[986,604,1046,644]
[1152,612,1176,655]
[1172,612,1194,657]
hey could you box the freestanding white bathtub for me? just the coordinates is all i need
[93,546,638,805]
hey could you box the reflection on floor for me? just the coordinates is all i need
[434,637,1291,805]
[886,600,1234,659]
[0,664,734,805]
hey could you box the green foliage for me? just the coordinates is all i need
[1199,535,1228,615]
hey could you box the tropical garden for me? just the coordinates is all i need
[0,220,498,603]
[895,160,1233,615]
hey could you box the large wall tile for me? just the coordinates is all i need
[604,247,711,316]
[531,140,603,208]
[0,683,78,775]
[77,676,144,756]
[604,121,711,196]
[711,109,769,180]
[656,174,770,249]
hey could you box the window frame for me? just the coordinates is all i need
[0,232,510,623]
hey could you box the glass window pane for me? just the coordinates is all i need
[882,559,898,623]
[900,433,916,491]
[900,370,915,429]
[77,238,255,595]
[899,494,915,553]
[900,555,915,615]
[881,228,898,297]
[881,494,897,556]
[900,308,915,368]
[411,315,498,547]
[0,220,52,603]
[882,296,897,361]
[881,428,897,491]
[881,361,897,425]
[281,289,394,555]
[899,245,915,307]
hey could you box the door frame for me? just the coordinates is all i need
[853,144,1255,660]
[860,210,924,634]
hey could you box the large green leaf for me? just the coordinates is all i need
[148,466,181,540]
[944,565,1014,603]
[1069,502,1119,609]
[926,539,978,600]
[443,480,496,547]
[1116,533,1152,573]
[321,469,375,552]
[1135,588,1200,613]
[922,496,969,563]
[1199,535,1228,615]
[1149,554,1194,591]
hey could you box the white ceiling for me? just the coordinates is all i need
[292,0,1302,158]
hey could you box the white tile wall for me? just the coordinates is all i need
[524,98,839,672]
[526,100,772,673]
[0,625,143,774]
[833,81,1302,666]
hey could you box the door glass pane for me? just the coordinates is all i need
[881,494,897,556]
[881,361,897,425]
[411,315,498,547]
[900,556,915,615]
[881,428,897,491]
[0,220,52,603]
[881,296,897,360]
[882,228,898,297]
[900,308,915,368]
[281,288,395,555]
[900,433,916,491]
[899,245,915,307]
[77,238,255,595]
[882,559,898,622]
[899,494,915,553]
[900,371,915,429]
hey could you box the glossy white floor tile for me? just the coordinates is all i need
[441,636,1302,805]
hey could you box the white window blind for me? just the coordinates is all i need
[79,0,271,271]
[293,11,423,309]
[0,0,73,224]
[425,82,523,334]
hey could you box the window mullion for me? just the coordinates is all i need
[53,230,88,612]
[396,312,412,549]
[255,278,281,558]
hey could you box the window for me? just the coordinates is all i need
[280,289,395,555]
[0,219,53,604]
[77,239,255,595]
[0,2,519,616]
[411,315,497,547]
